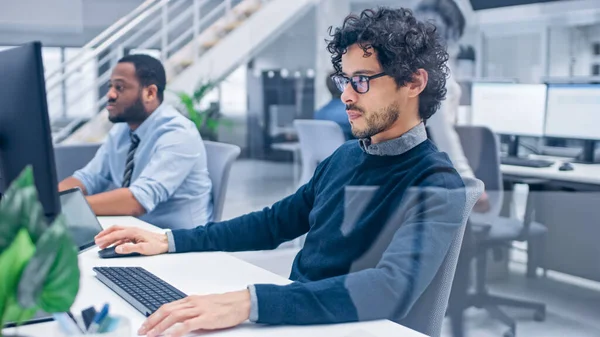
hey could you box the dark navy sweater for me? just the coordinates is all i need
[171,137,466,325]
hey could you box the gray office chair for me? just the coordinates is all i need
[293,120,345,187]
[348,177,483,337]
[399,177,483,337]
[203,141,241,222]
[53,143,102,181]
[455,126,547,337]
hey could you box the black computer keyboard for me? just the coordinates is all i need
[93,267,187,317]
[501,157,554,168]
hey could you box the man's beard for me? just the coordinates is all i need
[349,102,401,139]
[108,96,148,124]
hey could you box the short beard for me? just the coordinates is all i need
[351,102,400,139]
[108,96,148,124]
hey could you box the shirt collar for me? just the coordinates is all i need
[130,103,165,140]
[359,122,427,156]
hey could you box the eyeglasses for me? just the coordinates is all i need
[331,72,387,94]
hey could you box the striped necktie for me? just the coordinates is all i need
[122,133,140,188]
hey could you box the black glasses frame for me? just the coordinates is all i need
[331,72,387,94]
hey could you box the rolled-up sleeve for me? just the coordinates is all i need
[72,142,112,195]
[128,132,201,213]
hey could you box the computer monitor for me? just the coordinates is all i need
[471,82,547,156]
[544,83,600,163]
[0,42,60,221]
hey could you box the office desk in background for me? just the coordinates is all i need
[500,158,600,282]
[4,216,424,337]
[501,155,600,188]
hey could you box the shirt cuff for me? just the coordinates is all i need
[72,171,94,195]
[128,184,156,214]
[247,285,259,322]
[165,230,177,253]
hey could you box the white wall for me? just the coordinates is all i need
[547,23,600,78]
[252,7,316,72]
[482,32,544,82]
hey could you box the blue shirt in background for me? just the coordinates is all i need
[73,103,213,229]
[314,99,354,140]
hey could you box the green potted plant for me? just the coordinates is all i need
[175,80,232,142]
[0,166,80,336]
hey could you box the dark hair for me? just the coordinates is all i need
[118,54,166,102]
[415,0,466,41]
[326,7,449,120]
[326,71,341,98]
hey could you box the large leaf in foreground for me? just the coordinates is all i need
[17,214,80,312]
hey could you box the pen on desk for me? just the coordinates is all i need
[87,303,110,334]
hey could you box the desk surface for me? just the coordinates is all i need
[4,216,424,337]
[501,156,600,185]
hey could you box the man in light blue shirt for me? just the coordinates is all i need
[314,72,354,140]
[58,54,212,229]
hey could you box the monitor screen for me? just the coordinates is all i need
[471,82,547,137]
[544,84,600,141]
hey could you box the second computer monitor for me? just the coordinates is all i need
[545,84,600,141]
[471,82,547,137]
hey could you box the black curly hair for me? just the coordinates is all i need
[326,7,449,120]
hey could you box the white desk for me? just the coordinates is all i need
[5,216,424,337]
[501,156,600,186]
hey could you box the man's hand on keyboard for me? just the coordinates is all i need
[95,226,169,255]
[138,290,251,337]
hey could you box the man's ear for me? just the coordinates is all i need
[144,84,158,102]
[407,69,428,98]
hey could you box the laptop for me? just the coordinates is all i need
[59,187,104,251]
[3,187,103,328]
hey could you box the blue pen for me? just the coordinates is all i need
[87,303,110,334]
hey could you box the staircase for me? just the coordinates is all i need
[49,0,318,144]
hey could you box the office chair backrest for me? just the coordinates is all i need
[293,120,345,186]
[203,141,241,222]
[455,126,504,218]
[348,177,483,337]
[53,143,102,181]
[398,177,483,337]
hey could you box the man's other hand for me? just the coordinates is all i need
[95,226,169,256]
[473,191,491,213]
[138,290,251,337]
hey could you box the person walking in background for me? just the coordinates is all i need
[415,0,490,213]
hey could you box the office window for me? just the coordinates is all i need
[65,48,98,118]
[42,47,64,119]
[593,64,600,76]
[219,64,247,117]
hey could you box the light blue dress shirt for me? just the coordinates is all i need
[73,103,213,229]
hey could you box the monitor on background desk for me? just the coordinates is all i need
[545,84,600,163]
[471,82,548,156]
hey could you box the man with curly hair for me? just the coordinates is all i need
[94,7,469,337]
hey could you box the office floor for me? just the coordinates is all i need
[222,159,600,337]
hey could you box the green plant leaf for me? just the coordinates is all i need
[17,214,80,313]
[0,166,45,254]
[0,228,37,326]
[192,81,215,102]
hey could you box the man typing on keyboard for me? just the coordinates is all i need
[95,7,472,337]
